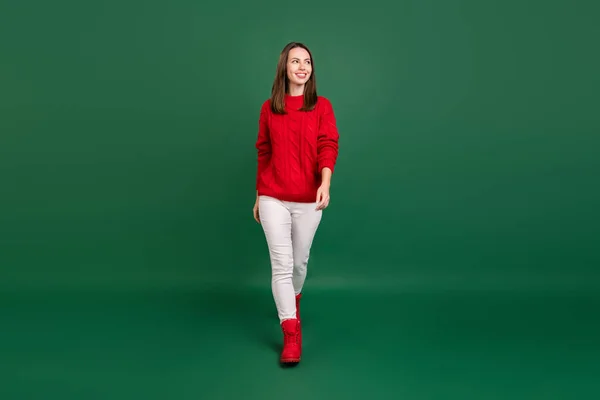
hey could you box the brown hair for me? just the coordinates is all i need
[270,42,317,114]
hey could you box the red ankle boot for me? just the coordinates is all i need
[295,293,302,347]
[280,318,301,364]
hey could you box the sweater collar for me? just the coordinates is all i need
[285,93,304,110]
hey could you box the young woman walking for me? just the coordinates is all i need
[253,42,340,365]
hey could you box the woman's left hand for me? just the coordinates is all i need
[315,183,330,210]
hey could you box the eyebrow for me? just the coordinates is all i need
[290,57,311,61]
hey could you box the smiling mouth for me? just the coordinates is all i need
[295,73,307,78]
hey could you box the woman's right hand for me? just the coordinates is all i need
[253,196,260,223]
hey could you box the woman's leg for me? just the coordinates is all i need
[258,196,296,322]
[290,202,323,295]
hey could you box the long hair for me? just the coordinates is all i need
[270,42,317,114]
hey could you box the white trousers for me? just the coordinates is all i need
[258,195,322,322]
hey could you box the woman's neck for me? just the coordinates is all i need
[287,84,304,97]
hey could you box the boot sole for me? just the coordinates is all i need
[280,358,301,364]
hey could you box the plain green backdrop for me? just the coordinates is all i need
[1,0,598,293]
[1,0,600,398]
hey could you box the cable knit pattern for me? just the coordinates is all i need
[256,94,339,203]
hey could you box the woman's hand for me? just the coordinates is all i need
[315,182,330,210]
[316,167,332,210]
[253,192,260,223]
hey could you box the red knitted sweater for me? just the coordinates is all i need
[255,94,340,203]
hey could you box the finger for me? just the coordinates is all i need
[316,199,324,210]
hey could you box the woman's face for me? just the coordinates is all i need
[286,47,312,88]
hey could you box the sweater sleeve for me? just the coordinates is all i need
[255,101,271,189]
[317,98,340,173]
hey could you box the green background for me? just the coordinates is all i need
[1,0,598,398]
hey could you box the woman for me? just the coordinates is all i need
[253,42,340,365]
